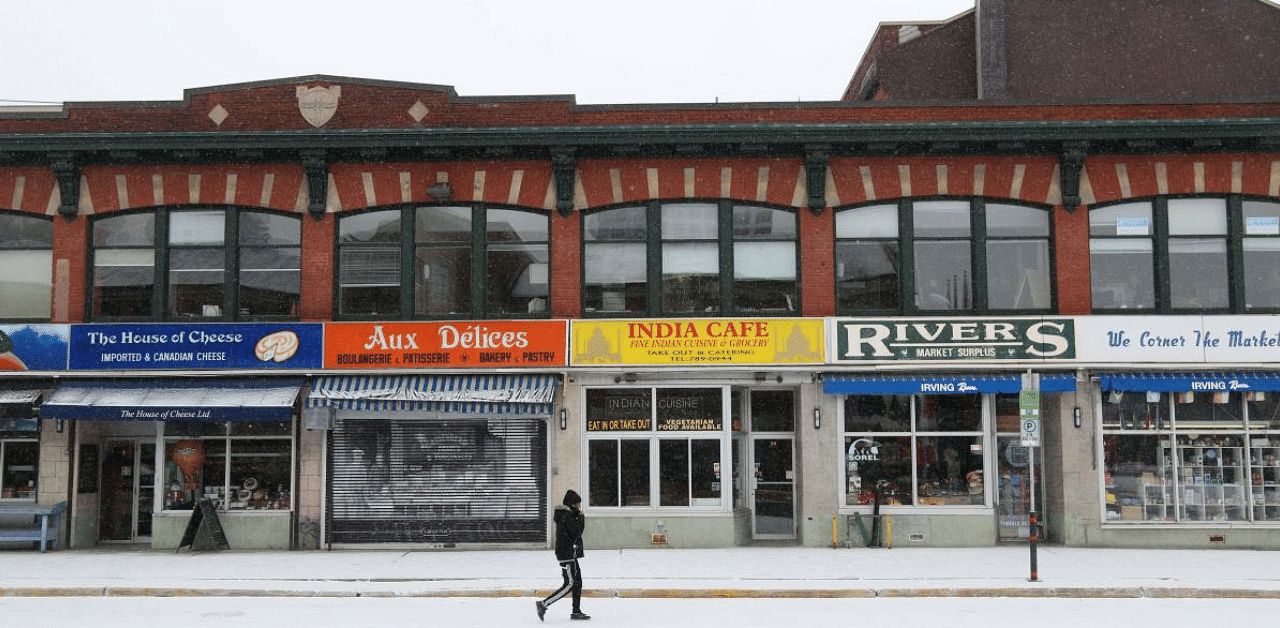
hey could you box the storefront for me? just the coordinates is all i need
[306,373,559,546]
[824,372,1075,544]
[40,377,306,549]
[0,325,71,545]
[0,384,45,501]
[567,318,825,548]
[308,321,567,547]
[825,317,1079,545]
[1100,372,1280,524]
[30,322,324,549]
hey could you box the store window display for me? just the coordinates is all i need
[161,420,293,511]
[842,393,987,508]
[1103,390,1280,523]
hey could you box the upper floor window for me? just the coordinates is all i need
[0,213,52,320]
[336,205,549,319]
[582,202,798,317]
[1089,197,1255,313]
[91,208,300,320]
[835,199,1052,314]
[1242,199,1280,311]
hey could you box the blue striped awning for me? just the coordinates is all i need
[823,373,1076,395]
[306,374,559,415]
[1098,372,1280,392]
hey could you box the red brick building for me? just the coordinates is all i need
[3,0,1280,550]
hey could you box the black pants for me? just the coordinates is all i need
[542,558,583,611]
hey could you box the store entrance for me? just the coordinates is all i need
[98,440,155,542]
[747,389,797,540]
[751,436,795,538]
[995,435,1043,542]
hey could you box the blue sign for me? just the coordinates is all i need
[70,323,323,370]
[0,325,70,371]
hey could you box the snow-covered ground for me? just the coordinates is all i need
[2,545,1280,627]
[0,596,1275,628]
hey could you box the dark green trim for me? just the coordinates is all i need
[5,117,1280,166]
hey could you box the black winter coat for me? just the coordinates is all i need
[553,504,585,561]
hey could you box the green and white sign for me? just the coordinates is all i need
[831,318,1075,363]
[1019,389,1041,447]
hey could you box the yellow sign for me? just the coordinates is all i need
[571,318,824,366]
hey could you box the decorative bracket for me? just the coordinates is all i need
[50,156,81,219]
[552,150,577,218]
[804,146,831,215]
[301,151,328,219]
[1058,143,1087,212]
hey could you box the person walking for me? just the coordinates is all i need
[536,490,590,621]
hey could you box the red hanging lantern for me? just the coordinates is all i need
[171,439,205,490]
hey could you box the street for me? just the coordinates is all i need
[0,595,1274,628]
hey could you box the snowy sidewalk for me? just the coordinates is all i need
[1,546,1278,599]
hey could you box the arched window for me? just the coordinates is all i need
[0,212,53,320]
[336,205,550,319]
[582,201,798,317]
[835,199,1052,314]
[90,207,300,320]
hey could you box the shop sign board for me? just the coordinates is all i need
[586,388,652,431]
[1076,315,1280,364]
[69,323,323,370]
[571,318,823,366]
[0,324,70,371]
[830,317,1075,363]
[585,387,723,431]
[324,321,567,369]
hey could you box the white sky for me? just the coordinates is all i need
[2,0,975,106]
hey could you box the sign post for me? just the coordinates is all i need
[1019,374,1041,582]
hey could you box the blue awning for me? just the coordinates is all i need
[306,374,559,415]
[40,378,303,422]
[823,373,1076,395]
[1098,372,1280,392]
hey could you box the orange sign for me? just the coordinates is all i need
[324,321,567,369]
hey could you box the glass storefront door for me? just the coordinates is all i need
[751,436,795,538]
[995,435,1041,540]
[98,440,155,542]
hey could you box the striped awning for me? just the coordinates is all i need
[306,374,559,415]
[823,373,1077,395]
[1098,371,1280,392]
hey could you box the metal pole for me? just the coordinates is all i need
[1029,451,1038,582]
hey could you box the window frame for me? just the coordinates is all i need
[1100,390,1280,525]
[838,392,992,511]
[834,198,1055,316]
[88,206,301,322]
[581,201,800,318]
[584,386,732,511]
[334,204,552,320]
[0,211,54,321]
[161,419,295,513]
[1086,195,1280,314]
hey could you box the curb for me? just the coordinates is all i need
[3,586,1279,599]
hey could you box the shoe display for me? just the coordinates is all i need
[570,611,591,620]
[536,601,547,622]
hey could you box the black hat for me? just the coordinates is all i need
[563,490,582,506]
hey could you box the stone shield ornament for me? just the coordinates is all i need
[296,85,341,127]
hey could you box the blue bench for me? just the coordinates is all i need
[0,502,67,552]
